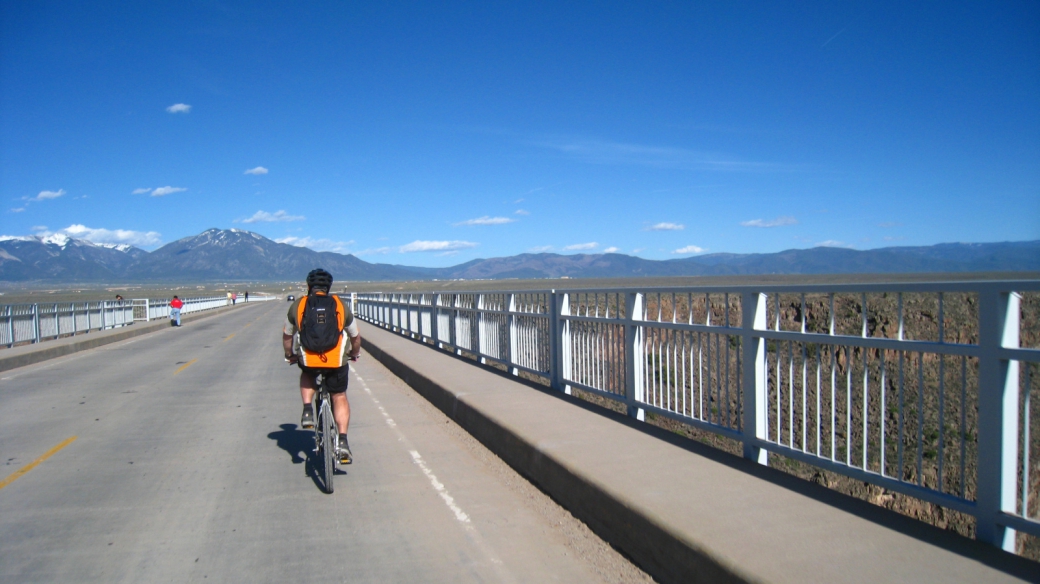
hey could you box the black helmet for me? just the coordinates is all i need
[306,268,333,290]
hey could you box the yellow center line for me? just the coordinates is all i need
[223,333,236,342]
[174,358,197,374]
[0,436,77,491]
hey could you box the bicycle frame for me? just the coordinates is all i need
[312,374,339,493]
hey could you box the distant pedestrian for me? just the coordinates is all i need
[115,294,124,302]
[244,291,249,302]
[170,296,183,327]
[232,292,237,305]
[227,291,232,306]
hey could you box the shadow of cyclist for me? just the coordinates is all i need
[267,423,311,464]
[267,423,343,491]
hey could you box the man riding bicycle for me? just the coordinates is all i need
[282,268,361,464]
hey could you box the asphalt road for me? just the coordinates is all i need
[0,303,650,583]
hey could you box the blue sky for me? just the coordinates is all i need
[1,2,1037,267]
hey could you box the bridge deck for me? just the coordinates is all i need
[0,303,648,583]
[362,323,1039,583]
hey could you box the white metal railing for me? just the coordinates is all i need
[1,301,136,347]
[356,281,1040,553]
[1,293,276,348]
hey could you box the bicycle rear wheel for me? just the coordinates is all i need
[321,399,336,493]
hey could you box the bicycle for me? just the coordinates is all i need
[312,372,339,494]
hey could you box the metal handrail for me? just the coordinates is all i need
[355,281,1040,553]
[0,293,278,348]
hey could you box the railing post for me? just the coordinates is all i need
[624,292,644,421]
[976,290,1021,551]
[32,303,40,344]
[477,294,487,364]
[145,299,150,322]
[508,294,518,375]
[7,306,14,348]
[431,294,441,348]
[741,292,769,465]
[561,293,573,394]
[451,294,461,354]
[549,291,563,391]
[54,303,60,339]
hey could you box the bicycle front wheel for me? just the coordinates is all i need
[321,400,336,493]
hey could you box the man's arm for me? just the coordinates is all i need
[282,333,297,363]
[349,332,361,360]
[344,314,361,360]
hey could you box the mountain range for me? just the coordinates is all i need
[1,228,1037,283]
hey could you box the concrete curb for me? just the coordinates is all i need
[0,304,250,373]
[361,331,747,584]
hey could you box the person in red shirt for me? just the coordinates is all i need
[170,296,184,327]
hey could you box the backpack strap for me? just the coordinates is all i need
[295,294,309,331]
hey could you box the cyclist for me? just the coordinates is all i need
[282,268,361,464]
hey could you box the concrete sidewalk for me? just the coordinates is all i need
[0,303,256,373]
[361,323,1038,584]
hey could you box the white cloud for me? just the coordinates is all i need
[31,225,47,232]
[878,222,900,228]
[647,222,684,231]
[673,245,707,254]
[239,210,304,224]
[354,246,393,256]
[816,240,852,248]
[244,166,269,175]
[454,216,516,226]
[33,189,66,201]
[528,245,553,253]
[564,242,597,251]
[166,103,191,113]
[539,139,803,172]
[151,186,187,197]
[50,224,162,247]
[741,216,797,228]
[399,240,478,253]
[603,246,620,253]
[276,236,354,254]
[515,209,530,215]
[132,188,152,194]
[10,207,25,213]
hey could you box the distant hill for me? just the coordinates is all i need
[398,241,1040,279]
[0,229,1037,283]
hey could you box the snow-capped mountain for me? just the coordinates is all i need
[125,228,415,281]
[0,234,147,281]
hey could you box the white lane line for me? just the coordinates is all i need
[352,368,512,580]
[410,450,470,523]
[359,376,470,523]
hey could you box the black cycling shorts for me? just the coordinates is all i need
[298,363,350,393]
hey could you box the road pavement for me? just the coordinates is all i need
[0,302,649,583]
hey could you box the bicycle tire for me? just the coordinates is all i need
[321,398,336,493]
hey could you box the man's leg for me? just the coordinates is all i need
[328,366,352,463]
[331,391,352,463]
[299,369,316,428]
[331,392,350,435]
